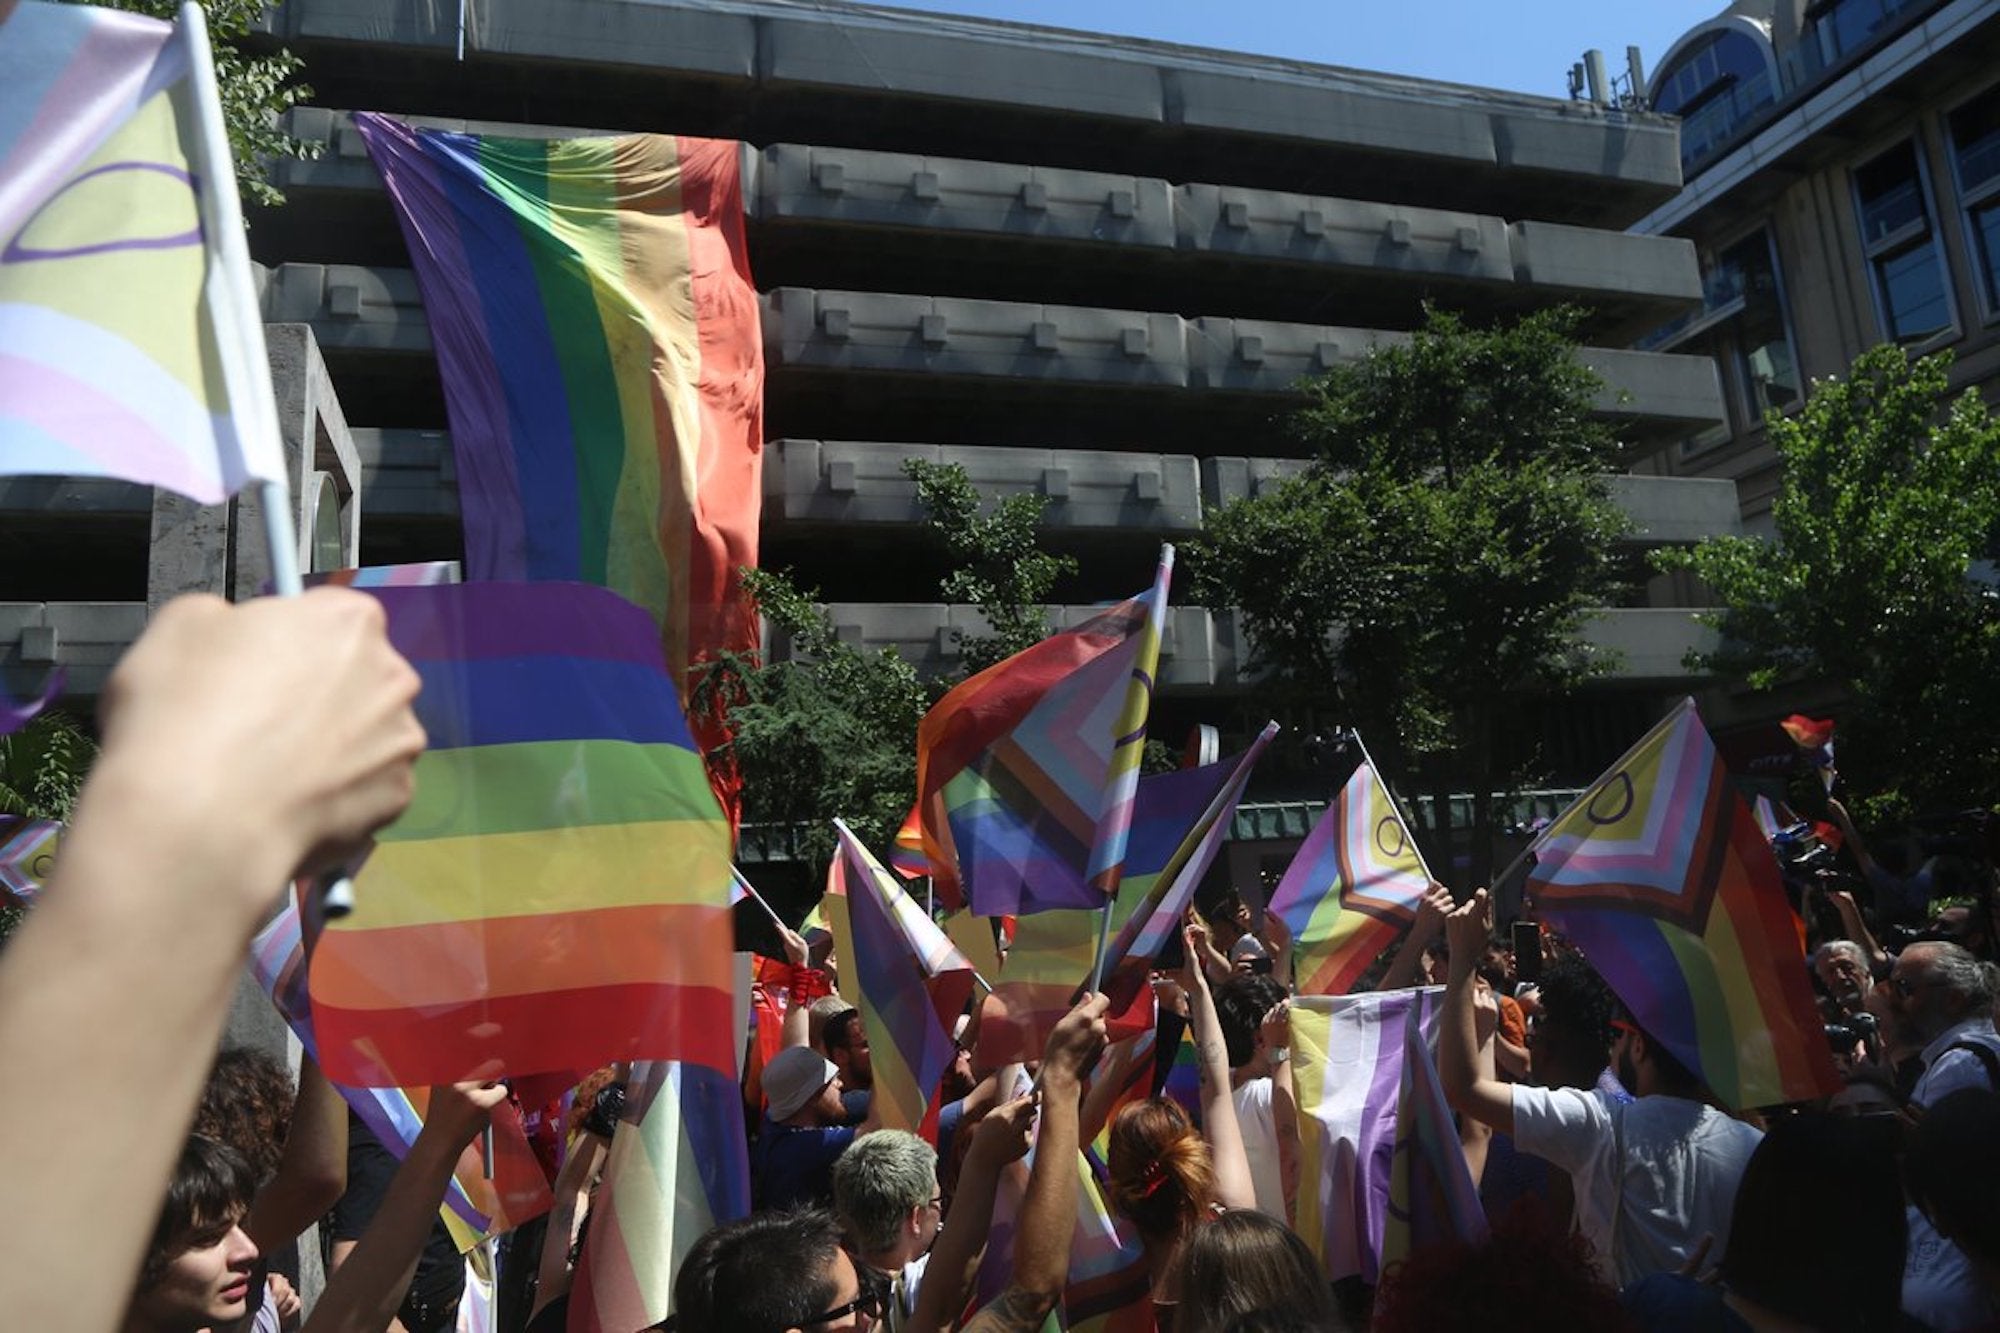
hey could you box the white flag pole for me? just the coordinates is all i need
[178,4,355,915]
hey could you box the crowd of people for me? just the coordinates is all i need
[7,590,2000,1333]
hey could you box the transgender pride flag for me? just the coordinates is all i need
[0,3,284,502]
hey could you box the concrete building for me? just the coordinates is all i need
[1630,0,2000,527]
[4,0,1745,813]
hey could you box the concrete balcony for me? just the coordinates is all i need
[351,428,458,519]
[261,263,429,355]
[0,602,148,700]
[763,440,1202,532]
[775,603,1712,686]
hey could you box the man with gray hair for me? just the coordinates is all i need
[832,1130,939,1332]
[1814,938,1873,1017]
[1885,941,2000,1329]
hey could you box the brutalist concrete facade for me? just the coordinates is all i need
[6,0,1746,782]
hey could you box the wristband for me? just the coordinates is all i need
[787,965,831,1005]
[1268,1046,1290,1066]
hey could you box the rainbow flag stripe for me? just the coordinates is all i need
[0,3,283,503]
[827,822,976,1138]
[1269,760,1431,997]
[351,114,763,717]
[1525,698,1839,1108]
[249,900,551,1247]
[567,1059,749,1332]
[1290,988,1451,1283]
[308,582,735,1087]
[917,549,1173,917]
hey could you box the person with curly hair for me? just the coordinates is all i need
[1105,919,1257,1329]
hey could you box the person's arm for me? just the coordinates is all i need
[1824,797,1879,876]
[1379,884,1455,992]
[1826,887,1893,977]
[244,1055,349,1254]
[962,995,1110,1333]
[528,1129,610,1320]
[1439,890,1515,1135]
[775,926,820,1050]
[906,1094,1036,1333]
[1260,910,1294,991]
[1183,918,1256,1211]
[1261,998,1302,1221]
[0,591,423,1333]
[1460,979,1501,1188]
[303,1081,507,1333]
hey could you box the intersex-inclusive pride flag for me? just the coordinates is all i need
[351,115,763,734]
[976,732,1273,1066]
[1289,988,1484,1283]
[1268,759,1432,997]
[566,1059,749,1333]
[0,3,282,502]
[916,547,1175,916]
[826,821,977,1138]
[1524,698,1839,1108]
[307,581,736,1088]
[249,899,552,1248]
[0,815,61,907]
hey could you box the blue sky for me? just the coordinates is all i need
[874,1,1728,100]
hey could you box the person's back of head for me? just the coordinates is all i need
[831,1129,937,1263]
[1532,955,1617,1090]
[1108,1097,1213,1243]
[806,995,852,1053]
[1372,1206,1633,1333]
[193,1046,295,1182]
[671,1208,852,1333]
[1177,1209,1335,1333]
[128,1135,261,1333]
[1214,973,1288,1071]
[1720,1114,1905,1333]
[1908,1089,2000,1275]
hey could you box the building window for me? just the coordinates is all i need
[1649,28,1777,173]
[1717,231,1801,416]
[1948,85,2000,319]
[1853,141,1952,344]
[1815,0,1925,64]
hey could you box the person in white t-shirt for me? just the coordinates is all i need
[1438,889,1762,1286]
[1213,971,1298,1220]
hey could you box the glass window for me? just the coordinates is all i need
[1650,29,1776,172]
[1949,85,2000,317]
[1852,141,1952,344]
[1718,230,1800,417]
[1819,0,1924,63]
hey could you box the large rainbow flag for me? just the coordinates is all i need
[0,3,283,502]
[1290,988,1479,1283]
[915,548,1174,916]
[249,898,552,1248]
[826,821,977,1138]
[307,581,736,1087]
[1268,759,1433,997]
[566,1059,749,1333]
[1523,697,1839,1108]
[352,114,763,802]
[976,737,1268,1066]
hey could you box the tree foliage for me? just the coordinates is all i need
[72,0,318,207]
[1190,306,1631,885]
[1662,345,2000,821]
[0,709,97,944]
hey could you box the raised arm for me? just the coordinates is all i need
[303,1081,507,1333]
[906,1093,1036,1333]
[1183,918,1256,1212]
[244,1055,349,1254]
[1260,998,1302,1220]
[1259,909,1294,990]
[0,591,422,1333]
[1379,883,1454,992]
[963,994,1109,1333]
[1439,890,1514,1135]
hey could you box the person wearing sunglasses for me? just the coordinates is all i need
[671,1207,881,1333]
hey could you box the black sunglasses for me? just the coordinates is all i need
[801,1283,883,1326]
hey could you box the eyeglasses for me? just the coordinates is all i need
[801,1283,883,1327]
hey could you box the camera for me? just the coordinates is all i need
[1823,1010,1878,1051]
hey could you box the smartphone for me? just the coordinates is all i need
[1512,920,1542,986]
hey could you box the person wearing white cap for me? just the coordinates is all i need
[753,1045,881,1211]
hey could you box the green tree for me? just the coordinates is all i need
[0,709,98,943]
[1189,306,1631,887]
[70,0,317,207]
[1662,344,2000,821]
